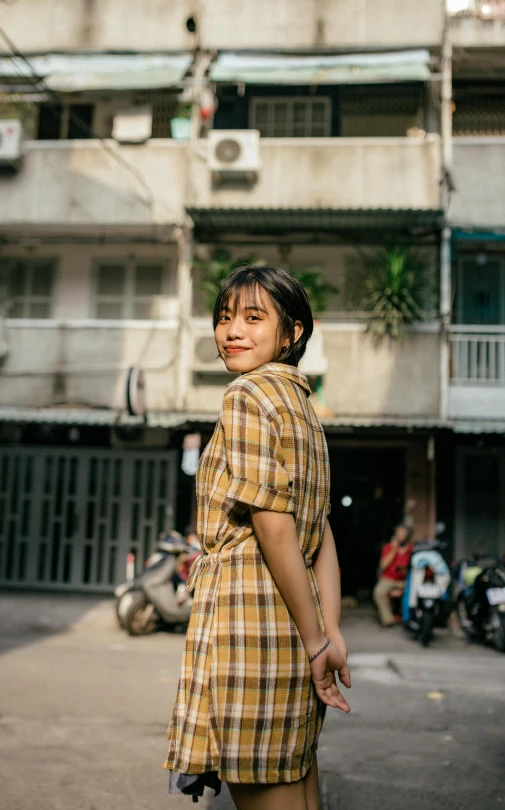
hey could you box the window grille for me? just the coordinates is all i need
[339,86,422,117]
[2,258,55,318]
[250,97,331,138]
[453,84,505,136]
[150,91,178,138]
[94,259,173,320]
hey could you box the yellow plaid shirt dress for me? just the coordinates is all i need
[165,362,331,785]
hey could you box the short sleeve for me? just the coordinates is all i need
[222,386,294,513]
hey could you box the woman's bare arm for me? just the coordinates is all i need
[251,508,350,711]
[312,519,342,635]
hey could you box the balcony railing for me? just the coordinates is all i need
[449,326,505,385]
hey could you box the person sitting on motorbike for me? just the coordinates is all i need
[373,524,413,627]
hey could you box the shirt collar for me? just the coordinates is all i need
[241,362,312,396]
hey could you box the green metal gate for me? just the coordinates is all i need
[0,447,177,592]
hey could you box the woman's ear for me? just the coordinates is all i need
[293,320,304,344]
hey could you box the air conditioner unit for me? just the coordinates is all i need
[192,332,225,373]
[208,129,261,177]
[0,120,23,166]
[112,106,153,144]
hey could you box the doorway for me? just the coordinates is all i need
[328,445,405,596]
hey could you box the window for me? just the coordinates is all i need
[2,258,55,318]
[456,256,505,324]
[94,260,174,320]
[37,103,94,140]
[250,97,331,138]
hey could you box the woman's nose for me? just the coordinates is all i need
[227,317,244,338]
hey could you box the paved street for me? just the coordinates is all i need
[0,594,504,810]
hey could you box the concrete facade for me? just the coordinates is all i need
[0,137,442,233]
[190,136,442,212]
[451,139,505,229]
[2,0,444,52]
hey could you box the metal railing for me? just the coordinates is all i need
[449,326,505,384]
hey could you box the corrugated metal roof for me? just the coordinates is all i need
[1,408,502,435]
[211,50,432,85]
[0,53,192,91]
[187,207,444,236]
[0,407,217,429]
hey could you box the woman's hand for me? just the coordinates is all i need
[309,638,351,712]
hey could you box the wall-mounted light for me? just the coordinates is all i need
[341,495,352,508]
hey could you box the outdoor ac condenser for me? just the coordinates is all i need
[0,120,23,167]
[208,130,261,178]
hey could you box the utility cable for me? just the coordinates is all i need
[0,26,157,218]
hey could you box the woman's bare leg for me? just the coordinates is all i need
[228,779,308,810]
[304,758,322,810]
[227,758,321,810]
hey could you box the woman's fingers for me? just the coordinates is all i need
[338,660,351,689]
[313,678,351,711]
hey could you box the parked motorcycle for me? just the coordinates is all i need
[455,555,505,653]
[114,531,199,635]
[403,534,452,647]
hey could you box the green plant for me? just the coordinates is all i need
[195,248,263,312]
[347,247,432,339]
[290,269,339,316]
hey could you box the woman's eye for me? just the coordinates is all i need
[218,314,230,323]
[247,314,261,322]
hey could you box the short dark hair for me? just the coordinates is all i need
[213,265,313,367]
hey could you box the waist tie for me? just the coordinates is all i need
[186,549,314,594]
[186,553,221,594]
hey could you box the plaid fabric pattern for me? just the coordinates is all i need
[165,363,331,784]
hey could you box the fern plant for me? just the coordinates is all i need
[195,249,263,312]
[347,247,432,339]
[290,269,339,316]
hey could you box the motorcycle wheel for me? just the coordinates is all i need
[116,591,135,629]
[419,608,435,647]
[492,609,505,653]
[125,593,159,636]
[456,594,474,640]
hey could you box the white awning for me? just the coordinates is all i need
[211,50,432,85]
[0,53,192,92]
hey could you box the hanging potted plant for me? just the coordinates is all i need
[346,247,433,340]
[170,100,192,141]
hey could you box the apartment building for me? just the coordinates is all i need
[0,0,501,595]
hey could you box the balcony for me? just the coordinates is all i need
[190,135,442,212]
[0,320,179,411]
[450,1,505,48]
[0,140,188,236]
[448,326,505,419]
[452,139,505,229]
[0,136,442,234]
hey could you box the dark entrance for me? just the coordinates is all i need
[327,445,405,597]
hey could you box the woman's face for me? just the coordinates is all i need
[215,286,302,374]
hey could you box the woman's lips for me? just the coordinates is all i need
[224,347,249,354]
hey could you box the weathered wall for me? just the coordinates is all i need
[0,142,188,233]
[191,136,442,211]
[0,0,195,51]
[3,0,443,52]
[451,139,505,228]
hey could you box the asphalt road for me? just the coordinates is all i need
[0,594,504,810]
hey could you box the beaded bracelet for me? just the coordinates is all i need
[308,637,330,663]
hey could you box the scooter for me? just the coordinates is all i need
[403,533,452,647]
[115,532,199,635]
[455,555,505,653]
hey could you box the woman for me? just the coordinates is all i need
[165,266,351,810]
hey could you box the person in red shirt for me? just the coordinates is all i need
[373,525,413,627]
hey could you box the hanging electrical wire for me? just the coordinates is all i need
[0,25,157,218]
